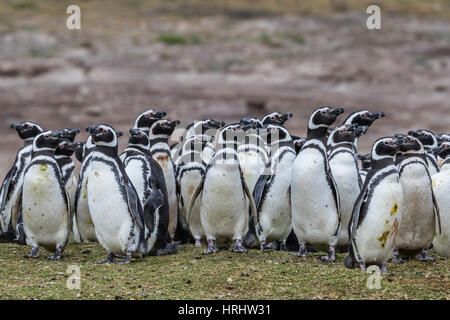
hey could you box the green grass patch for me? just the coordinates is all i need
[157,33,204,46]
[10,0,38,10]
[0,242,448,299]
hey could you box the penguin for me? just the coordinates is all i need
[431,142,450,257]
[245,124,296,250]
[328,124,368,248]
[176,135,215,247]
[291,106,344,262]
[121,128,176,256]
[187,124,258,254]
[437,133,450,144]
[345,136,405,273]
[86,124,149,264]
[342,110,385,151]
[0,121,43,242]
[408,129,440,176]
[147,119,180,240]
[291,136,306,155]
[132,109,167,134]
[358,154,372,183]
[73,135,98,242]
[261,112,293,126]
[392,135,441,262]
[11,131,71,260]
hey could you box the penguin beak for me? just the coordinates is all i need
[395,137,407,145]
[347,124,358,132]
[86,126,96,134]
[371,112,385,120]
[355,125,368,137]
[330,108,345,116]
[155,111,166,119]
[431,146,442,155]
[280,112,293,121]
[408,130,419,137]
[10,123,18,130]
[171,120,181,127]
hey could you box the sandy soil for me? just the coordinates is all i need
[0,9,449,177]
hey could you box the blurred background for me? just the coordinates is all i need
[0,0,449,177]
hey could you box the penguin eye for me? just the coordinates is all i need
[361,114,366,118]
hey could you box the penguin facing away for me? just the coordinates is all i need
[246,124,296,250]
[73,135,97,243]
[291,136,306,155]
[328,124,368,248]
[392,135,441,262]
[345,136,404,274]
[409,129,440,176]
[0,121,43,241]
[176,135,215,247]
[431,142,450,257]
[187,124,258,254]
[86,124,148,264]
[291,106,344,262]
[11,131,71,260]
[121,128,175,255]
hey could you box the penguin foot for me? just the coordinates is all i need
[115,252,132,264]
[379,264,388,275]
[392,250,406,264]
[320,246,336,263]
[46,246,63,261]
[95,252,115,264]
[26,246,39,259]
[359,261,366,271]
[233,239,248,253]
[195,239,202,248]
[203,240,219,255]
[416,249,435,262]
[293,242,307,258]
[279,241,288,252]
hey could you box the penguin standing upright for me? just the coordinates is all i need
[291,106,344,262]
[328,124,368,248]
[409,129,440,176]
[261,112,293,126]
[0,121,43,241]
[86,124,148,264]
[246,124,296,250]
[74,135,97,242]
[147,119,180,240]
[342,110,384,151]
[392,135,441,262]
[11,131,71,260]
[187,124,258,254]
[176,135,215,247]
[121,128,176,255]
[291,136,306,155]
[345,136,404,274]
[431,142,450,257]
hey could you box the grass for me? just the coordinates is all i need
[157,33,204,45]
[0,242,448,300]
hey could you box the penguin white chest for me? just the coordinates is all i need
[22,163,69,248]
[432,171,450,257]
[201,164,247,241]
[180,169,205,239]
[87,161,133,254]
[291,148,338,246]
[125,158,148,206]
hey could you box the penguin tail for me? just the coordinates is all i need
[156,242,179,256]
[344,254,355,269]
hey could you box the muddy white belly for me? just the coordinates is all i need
[432,171,450,257]
[180,169,204,240]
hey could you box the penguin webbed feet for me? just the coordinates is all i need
[203,239,219,255]
[115,252,132,265]
[293,242,308,258]
[416,249,435,262]
[233,239,248,253]
[95,252,115,264]
[319,246,336,263]
[46,246,63,261]
[25,246,39,259]
[391,250,406,264]
[279,241,288,252]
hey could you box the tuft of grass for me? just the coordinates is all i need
[282,33,306,45]
[10,0,38,10]
[157,33,204,46]
[258,33,283,48]
[0,242,448,300]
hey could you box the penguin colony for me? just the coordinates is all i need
[0,108,448,272]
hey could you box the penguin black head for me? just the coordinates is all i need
[10,121,44,141]
[432,142,450,159]
[265,124,292,145]
[129,128,150,148]
[262,112,293,126]
[134,109,167,132]
[74,141,86,163]
[240,116,263,129]
[151,119,180,137]
[408,129,438,149]
[437,133,450,145]
[344,110,385,127]
[218,123,242,144]
[202,118,225,130]
[358,154,372,170]
[87,124,123,147]
[371,136,403,161]
[328,124,360,146]
[397,135,424,154]
[292,136,306,154]
[308,106,344,131]
[55,139,78,157]
[56,128,80,143]
[33,130,62,152]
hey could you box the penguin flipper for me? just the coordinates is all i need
[251,174,270,227]
[0,167,16,212]
[328,168,341,218]
[431,188,442,235]
[11,186,22,231]
[63,187,73,229]
[286,185,292,218]
[122,177,144,230]
[242,175,258,228]
[349,187,368,243]
[187,177,204,222]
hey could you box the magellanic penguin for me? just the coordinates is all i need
[358,154,372,183]
[86,124,149,264]
[392,135,441,262]
[431,142,450,257]
[147,119,180,241]
[345,136,404,274]
[291,106,344,262]
[261,112,293,126]
[187,124,258,254]
[11,131,71,260]
[0,121,43,242]
[121,128,176,256]
[291,136,306,155]
[246,124,296,250]
[342,110,385,151]
[409,129,440,176]
[328,124,368,248]
[176,135,215,247]
[73,135,97,243]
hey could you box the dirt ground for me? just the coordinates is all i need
[0,1,449,177]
